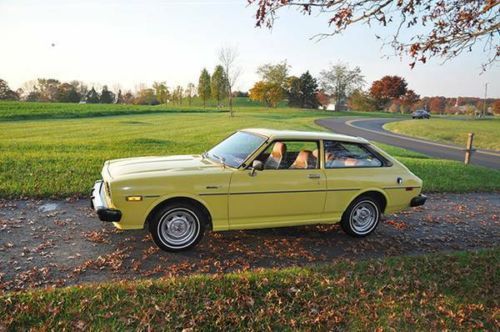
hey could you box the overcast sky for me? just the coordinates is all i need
[1,0,498,97]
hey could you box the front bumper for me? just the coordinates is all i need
[410,194,427,207]
[90,180,122,222]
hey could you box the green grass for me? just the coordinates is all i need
[384,118,500,151]
[0,99,403,121]
[1,248,497,330]
[0,102,499,198]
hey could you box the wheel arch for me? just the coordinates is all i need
[349,189,388,214]
[145,196,213,230]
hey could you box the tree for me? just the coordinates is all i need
[249,81,283,108]
[234,91,249,97]
[100,86,115,104]
[0,79,19,100]
[399,90,420,113]
[198,68,211,108]
[85,87,100,104]
[123,91,134,104]
[218,46,241,117]
[428,97,447,114]
[287,71,319,109]
[257,60,290,88]
[69,81,88,97]
[37,78,61,101]
[348,90,377,112]
[172,86,184,105]
[116,90,124,104]
[492,100,500,115]
[153,81,169,104]
[369,76,408,109]
[185,83,196,106]
[319,62,365,110]
[249,0,499,70]
[135,88,159,105]
[26,91,42,102]
[211,65,228,107]
[56,83,81,103]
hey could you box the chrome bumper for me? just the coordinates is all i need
[90,180,122,222]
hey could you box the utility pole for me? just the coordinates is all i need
[482,82,488,117]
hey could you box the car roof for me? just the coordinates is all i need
[241,128,369,144]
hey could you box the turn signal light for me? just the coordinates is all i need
[126,196,143,201]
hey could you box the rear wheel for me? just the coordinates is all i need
[149,203,205,252]
[341,196,381,237]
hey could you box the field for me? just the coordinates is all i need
[384,118,500,151]
[1,248,497,330]
[1,100,499,198]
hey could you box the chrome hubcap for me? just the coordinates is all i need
[350,201,378,234]
[159,209,198,247]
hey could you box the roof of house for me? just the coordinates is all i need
[241,128,368,144]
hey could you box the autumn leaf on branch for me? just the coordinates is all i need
[248,0,500,70]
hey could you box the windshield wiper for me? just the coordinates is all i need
[211,153,226,167]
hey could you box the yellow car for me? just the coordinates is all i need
[91,128,426,252]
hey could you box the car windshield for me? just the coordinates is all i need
[206,131,266,168]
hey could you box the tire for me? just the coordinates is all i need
[341,196,381,237]
[149,202,206,252]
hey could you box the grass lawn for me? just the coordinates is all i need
[384,118,500,151]
[0,99,399,121]
[0,101,499,197]
[1,248,497,330]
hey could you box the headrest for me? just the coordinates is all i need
[271,142,286,158]
[293,150,312,169]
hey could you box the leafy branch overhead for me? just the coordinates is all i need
[248,0,500,69]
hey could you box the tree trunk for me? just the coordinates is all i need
[229,88,233,117]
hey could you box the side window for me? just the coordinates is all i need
[324,141,382,168]
[256,141,319,170]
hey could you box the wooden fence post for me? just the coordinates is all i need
[464,133,474,165]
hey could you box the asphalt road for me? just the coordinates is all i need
[316,117,500,169]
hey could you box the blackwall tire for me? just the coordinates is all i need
[149,203,205,252]
[341,196,381,237]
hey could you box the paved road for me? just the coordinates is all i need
[316,117,500,169]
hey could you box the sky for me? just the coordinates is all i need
[1,0,498,98]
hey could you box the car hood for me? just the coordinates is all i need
[105,155,220,179]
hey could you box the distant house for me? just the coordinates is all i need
[321,97,348,111]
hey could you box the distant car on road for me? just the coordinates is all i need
[91,129,426,252]
[412,109,431,119]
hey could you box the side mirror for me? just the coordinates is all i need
[249,160,264,176]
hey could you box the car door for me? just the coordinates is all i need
[321,140,388,220]
[228,140,326,229]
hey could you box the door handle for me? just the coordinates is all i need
[308,174,321,179]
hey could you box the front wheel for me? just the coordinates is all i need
[149,203,205,252]
[341,196,381,237]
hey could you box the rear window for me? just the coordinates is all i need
[324,141,382,168]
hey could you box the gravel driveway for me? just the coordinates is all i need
[1,193,498,292]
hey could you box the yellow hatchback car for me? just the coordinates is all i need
[91,128,426,252]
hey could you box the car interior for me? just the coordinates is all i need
[253,140,383,170]
[257,141,319,169]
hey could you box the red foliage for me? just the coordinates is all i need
[369,76,408,104]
